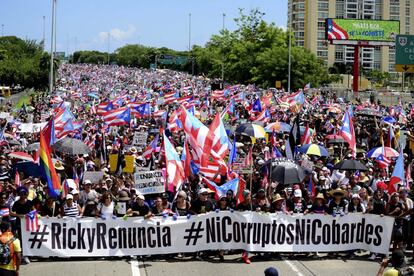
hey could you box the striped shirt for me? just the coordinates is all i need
[63,202,79,217]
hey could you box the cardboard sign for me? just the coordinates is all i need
[83,171,104,184]
[134,170,165,195]
[132,132,148,146]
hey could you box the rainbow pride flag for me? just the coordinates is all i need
[39,128,61,198]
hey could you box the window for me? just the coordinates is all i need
[318,2,329,10]
[347,13,357,18]
[317,51,328,57]
[318,12,329,19]
[296,41,304,46]
[373,62,381,70]
[317,31,326,39]
[317,41,325,47]
[335,51,344,60]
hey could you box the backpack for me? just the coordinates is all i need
[0,235,16,265]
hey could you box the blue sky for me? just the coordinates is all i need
[1,0,287,54]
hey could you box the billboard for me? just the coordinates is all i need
[326,18,399,42]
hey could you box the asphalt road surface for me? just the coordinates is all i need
[20,253,382,276]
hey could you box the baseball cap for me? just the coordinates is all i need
[198,188,209,195]
[293,189,302,198]
[66,194,73,200]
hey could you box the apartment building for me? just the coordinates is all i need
[288,0,414,72]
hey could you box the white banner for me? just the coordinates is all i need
[21,212,394,257]
[134,170,165,195]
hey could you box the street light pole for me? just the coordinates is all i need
[1,24,4,37]
[188,13,191,52]
[287,2,292,92]
[49,0,56,93]
[221,13,226,89]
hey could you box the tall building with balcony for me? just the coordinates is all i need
[288,0,414,72]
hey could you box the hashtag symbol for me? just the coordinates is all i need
[183,221,204,246]
[28,225,49,249]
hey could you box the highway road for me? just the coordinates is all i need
[20,253,382,276]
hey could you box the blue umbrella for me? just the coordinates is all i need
[381,116,396,124]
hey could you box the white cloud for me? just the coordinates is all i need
[98,25,136,42]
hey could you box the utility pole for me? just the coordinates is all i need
[221,13,226,89]
[49,0,56,93]
[287,2,292,92]
[1,24,4,37]
[42,16,46,50]
[188,13,191,52]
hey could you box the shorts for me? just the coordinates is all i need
[0,268,17,276]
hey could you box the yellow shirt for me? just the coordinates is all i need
[0,235,21,271]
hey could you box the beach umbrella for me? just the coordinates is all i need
[333,159,368,171]
[52,137,91,155]
[235,123,266,138]
[268,159,305,185]
[8,152,34,162]
[367,147,399,158]
[265,122,291,133]
[298,144,329,157]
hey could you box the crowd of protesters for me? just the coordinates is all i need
[0,64,414,274]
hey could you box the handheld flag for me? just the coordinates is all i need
[388,149,405,194]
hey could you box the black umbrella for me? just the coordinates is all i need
[26,142,40,151]
[333,159,368,171]
[268,159,305,185]
[52,138,91,155]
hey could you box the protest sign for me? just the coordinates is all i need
[132,132,148,146]
[83,171,104,184]
[109,154,118,173]
[123,155,135,173]
[134,170,164,194]
[22,212,394,257]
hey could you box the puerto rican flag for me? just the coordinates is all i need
[84,135,96,150]
[199,161,227,183]
[103,107,131,126]
[301,124,312,145]
[143,135,159,159]
[388,149,405,194]
[252,108,270,123]
[131,103,151,118]
[284,90,305,107]
[164,91,179,104]
[178,106,213,166]
[209,113,229,160]
[326,19,349,40]
[232,92,245,103]
[97,102,114,115]
[25,210,40,231]
[164,134,185,189]
[339,110,356,157]
[15,170,21,187]
[376,154,391,169]
[202,177,240,201]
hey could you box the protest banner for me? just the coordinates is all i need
[83,171,104,184]
[21,212,394,257]
[134,170,165,194]
[123,155,135,173]
[132,132,148,146]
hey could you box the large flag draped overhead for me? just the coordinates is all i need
[163,133,185,190]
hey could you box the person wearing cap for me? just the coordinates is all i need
[79,179,98,207]
[128,194,152,219]
[327,188,348,216]
[236,190,257,212]
[81,194,99,217]
[61,194,82,217]
[287,188,308,214]
[171,191,191,216]
[161,193,172,210]
[190,188,216,214]
[346,194,366,214]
